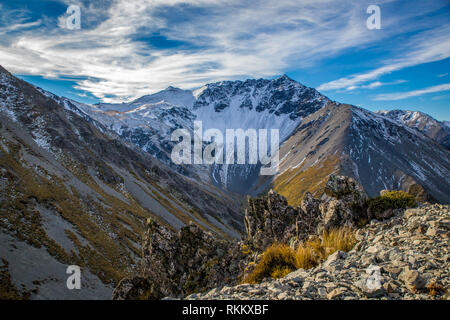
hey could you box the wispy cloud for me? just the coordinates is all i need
[346,79,407,91]
[318,26,450,91]
[0,0,448,102]
[373,83,450,101]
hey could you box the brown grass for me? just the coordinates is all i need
[243,227,356,284]
[273,156,339,206]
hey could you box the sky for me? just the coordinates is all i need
[0,0,449,121]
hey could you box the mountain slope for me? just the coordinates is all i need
[272,103,450,205]
[0,65,242,299]
[49,75,450,205]
[61,75,330,193]
[377,109,450,150]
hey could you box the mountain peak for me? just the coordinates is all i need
[277,74,293,81]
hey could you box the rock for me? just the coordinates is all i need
[399,268,426,291]
[244,190,304,251]
[114,218,248,300]
[324,175,368,208]
[327,287,346,299]
[112,277,155,300]
[323,250,347,268]
[317,287,327,298]
[383,282,398,293]
[319,199,354,231]
[277,292,289,300]
[404,208,425,220]
[407,183,431,203]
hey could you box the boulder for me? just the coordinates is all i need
[244,190,303,251]
[324,175,368,208]
[319,199,354,231]
[399,268,426,291]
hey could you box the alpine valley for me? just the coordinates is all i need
[0,64,449,299]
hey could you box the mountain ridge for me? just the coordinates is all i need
[26,70,450,204]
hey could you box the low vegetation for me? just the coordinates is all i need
[273,156,339,206]
[243,227,356,284]
[367,190,417,216]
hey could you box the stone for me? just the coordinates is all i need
[244,190,305,251]
[317,287,327,298]
[399,268,426,291]
[323,250,347,268]
[327,287,346,299]
[324,175,368,208]
[114,219,248,300]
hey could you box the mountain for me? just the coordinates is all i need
[0,65,242,299]
[1,64,449,299]
[62,75,450,205]
[377,109,450,150]
[58,75,330,194]
[273,103,450,205]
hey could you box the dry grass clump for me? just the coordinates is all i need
[243,227,356,284]
[426,281,444,296]
[244,244,297,284]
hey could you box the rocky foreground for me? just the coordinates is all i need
[185,204,449,300]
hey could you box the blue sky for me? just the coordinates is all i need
[0,0,449,120]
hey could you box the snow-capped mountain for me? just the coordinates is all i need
[13,66,450,204]
[58,75,330,193]
[377,109,450,150]
[37,74,450,204]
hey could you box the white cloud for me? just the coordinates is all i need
[373,83,450,101]
[317,26,450,91]
[346,79,407,90]
[0,0,448,102]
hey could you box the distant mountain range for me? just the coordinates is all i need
[377,109,450,150]
[0,64,449,299]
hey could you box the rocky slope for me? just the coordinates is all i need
[378,109,450,150]
[186,203,449,300]
[0,65,242,299]
[114,175,429,300]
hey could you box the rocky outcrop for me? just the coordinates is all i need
[244,190,302,251]
[113,219,249,300]
[244,175,369,252]
[324,175,368,208]
[187,203,450,300]
[114,175,439,300]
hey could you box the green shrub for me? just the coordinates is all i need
[367,190,417,216]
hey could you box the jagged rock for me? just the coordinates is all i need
[324,175,368,208]
[317,175,370,230]
[112,277,156,300]
[113,219,248,300]
[244,190,303,251]
[407,183,432,203]
[298,192,322,236]
[319,199,354,231]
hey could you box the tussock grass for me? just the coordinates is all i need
[244,244,297,284]
[243,227,356,284]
